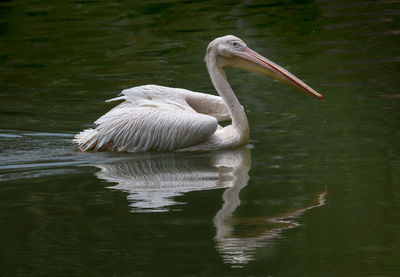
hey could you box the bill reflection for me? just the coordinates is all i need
[92,148,326,266]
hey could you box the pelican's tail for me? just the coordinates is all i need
[73,128,99,151]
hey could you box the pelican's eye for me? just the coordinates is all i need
[229,40,245,51]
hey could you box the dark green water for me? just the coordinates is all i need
[1,0,399,276]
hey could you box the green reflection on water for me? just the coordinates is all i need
[0,0,399,276]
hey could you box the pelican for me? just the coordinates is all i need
[74,35,323,152]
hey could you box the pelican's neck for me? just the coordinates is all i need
[206,52,249,143]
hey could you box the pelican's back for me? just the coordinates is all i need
[73,85,219,152]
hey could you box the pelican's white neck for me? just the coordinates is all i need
[205,49,249,144]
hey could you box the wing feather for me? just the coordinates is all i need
[107,84,231,121]
[76,106,218,152]
[107,85,195,111]
[74,85,228,152]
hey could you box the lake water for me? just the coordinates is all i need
[1,0,399,276]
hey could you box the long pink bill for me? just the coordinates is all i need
[242,47,323,99]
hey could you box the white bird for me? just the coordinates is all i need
[74,35,323,152]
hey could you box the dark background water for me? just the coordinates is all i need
[1,0,399,276]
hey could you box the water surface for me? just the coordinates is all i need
[0,0,399,276]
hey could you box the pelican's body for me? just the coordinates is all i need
[74,35,322,152]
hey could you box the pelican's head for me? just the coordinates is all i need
[206,35,323,99]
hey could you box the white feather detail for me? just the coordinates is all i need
[107,85,231,120]
[73,85,226,152]
[107,85,195,110]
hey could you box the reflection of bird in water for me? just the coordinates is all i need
[92,148,327,266]
[94,148,251,212]
[214,187,327,266]
[74,35,322,152]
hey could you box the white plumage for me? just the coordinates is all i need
[74,35,322,152]
[74,85,230,152]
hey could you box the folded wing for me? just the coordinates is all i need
[74,85,224,152]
